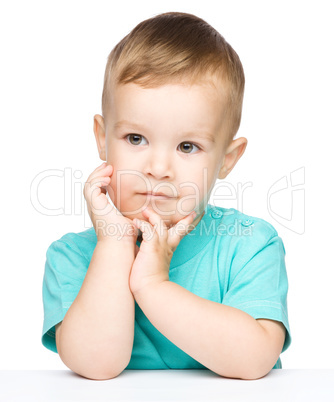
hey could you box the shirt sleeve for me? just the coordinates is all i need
[221,223,291,354]
[41,238,89,353]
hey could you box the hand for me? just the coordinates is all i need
[83,162,139,245]
[129,206,197,296]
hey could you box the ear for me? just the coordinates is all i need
[218,137,248,179]
[93,114,107,161]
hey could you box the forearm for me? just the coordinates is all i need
[57,240,135,380]
[134,281,272,380]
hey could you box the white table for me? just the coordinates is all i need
[0,369,333,401]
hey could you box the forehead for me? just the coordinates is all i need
[107,79,228,135]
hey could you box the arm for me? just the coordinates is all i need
[56,240,135,380]
[133,281,286,380]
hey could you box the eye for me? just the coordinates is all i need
[178,142,200,154]
[126,134,148,146]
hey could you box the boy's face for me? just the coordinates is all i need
[94,80,247,229]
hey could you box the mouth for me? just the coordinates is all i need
[140,192,176,200]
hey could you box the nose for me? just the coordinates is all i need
[143,149,173,180]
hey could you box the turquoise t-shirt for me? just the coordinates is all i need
[42,204,291,370]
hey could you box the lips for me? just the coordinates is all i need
[146,191,170,197]
[141,191,176,199]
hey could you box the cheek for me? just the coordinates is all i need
[176,166,217,211]
[179,166,216,196]
[108,168,150,215]
[108,170,136,204]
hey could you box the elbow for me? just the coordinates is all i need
[58,346,129,381]
[74,366,126,381]
[60,354,128,380]
[239,367,271,381]
[215,365,272,381]
[213,349,278,381]
[213,320,284,380]
[227,353,277,380]
[56,329,130,380]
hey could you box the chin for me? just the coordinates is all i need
[140,211,178,228]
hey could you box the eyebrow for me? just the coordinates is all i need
[113,120,216,143]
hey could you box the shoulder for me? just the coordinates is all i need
[210,205,279,238]
[206,205,285,257]
[46,227,97,263]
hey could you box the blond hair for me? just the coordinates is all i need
[102,12,245,143]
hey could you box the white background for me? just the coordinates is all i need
[0,0,333,370]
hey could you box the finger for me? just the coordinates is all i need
[90,175,111,188]
[89,164,113,181]
[90,162,107,177]
[96,161,107,170]
[168,211,197,249]
[142,206,168,239]
[86,175,111,193]
[133,218,155,242]
[84,175,111,201]
[99,177,110,195]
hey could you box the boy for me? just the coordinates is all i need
[42,12,291,380]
